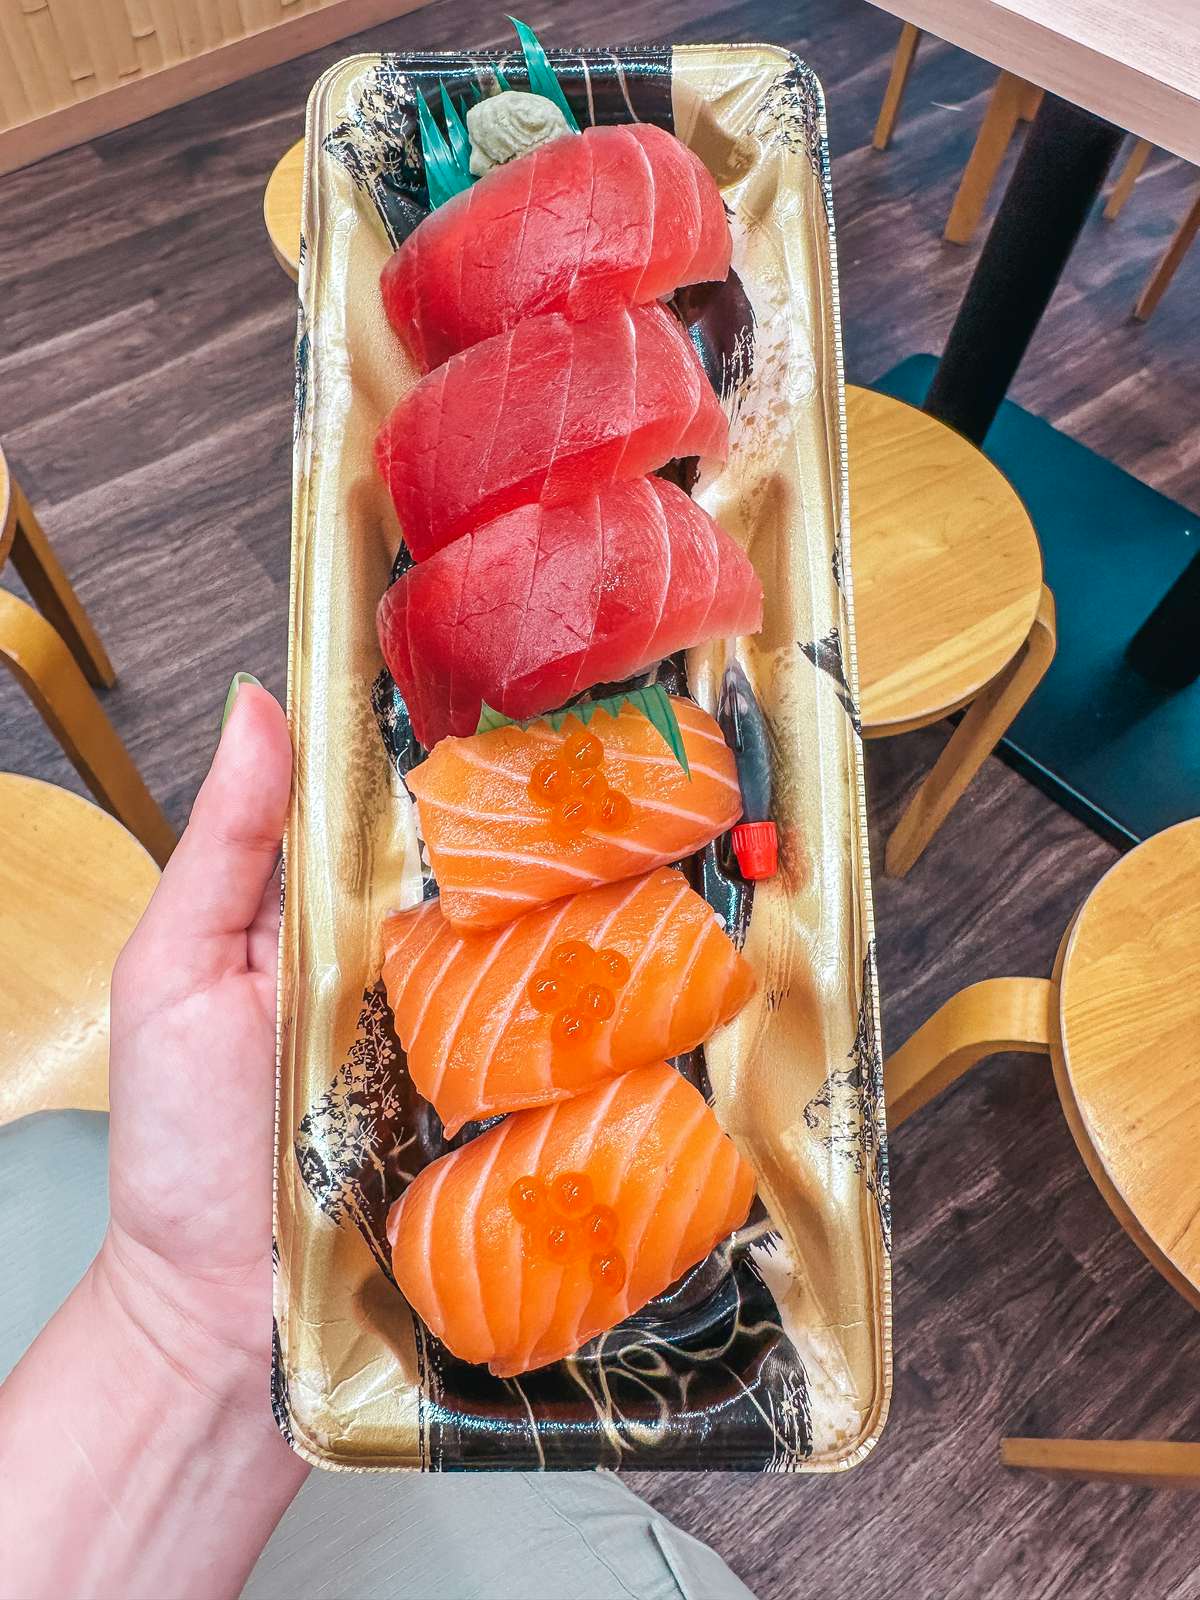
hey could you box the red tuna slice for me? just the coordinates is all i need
[376,477,763,748]
[374,305,728,562]
[381,123,731,371]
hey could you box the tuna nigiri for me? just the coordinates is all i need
[404,698,742,930]
[374,304,728,561]
[377,477,763,748]
[388,1060,755,1376]
[382,867,755,1135]
[382,122,732,371]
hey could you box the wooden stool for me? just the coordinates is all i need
[0,449,174,866]
[885,818,1200,1489]
[0,774,160,1127]
[874,27,1198,312]
[871,24,1041,243]
[849,386,1055,877]
[264,138,304,281]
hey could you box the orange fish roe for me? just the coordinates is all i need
[548,941,597,983]
[597,790,632,830]
[512,1176,624,1278]
[527,972,565,1012]
[524,729,632,837]
[529,936,633,1049]
[551,1008,595,1049]
[590,1251,627,1293]
[545,1225,574,1263]
[552,1171,594,1216]
[584,1204,618,1249]
[577,983,615,1020]
[562,730,604,770]
[508,1176,544,1221]
[594,948,631,987]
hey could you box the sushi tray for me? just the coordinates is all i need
[275,30,891,1473]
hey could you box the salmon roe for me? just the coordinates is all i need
[530,938,632,1048]
[549,941,597,982]
[595,948,631,987]
[527,973,564,1013]
[590,1252,627,1293]
[545,1226,574,1263]
[577,983,615,1020]
[514,1179,624,1279]
[562,730,604,770]
[585,1204,618,1249]
[551,1008,595,1049]
[597,790,632,830]
[552,1171,594,1217]
[508,1177,544,1221]
[528,759,573,807]
[563,793,601,832]
[524,726,633,836]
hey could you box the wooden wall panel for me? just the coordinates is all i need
[0,0,428,173]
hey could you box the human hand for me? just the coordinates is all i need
[102,676,294,1402]
[0,677,307,1600]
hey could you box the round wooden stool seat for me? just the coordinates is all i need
[0,774,160,1126]
[1053,817,1200,1305]
[847,385,1044,734]
[264,138,305,281]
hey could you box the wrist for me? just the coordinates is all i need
[93,1227,270,1412]
[0,1243,306,1600]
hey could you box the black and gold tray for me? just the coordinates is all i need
[274,41,890,1473]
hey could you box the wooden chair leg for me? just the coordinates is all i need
[1002,1437,1200,1489]
[884,585,1056,876]
[872,22,922,151]
[885,976,1054,1127]
[1134,189,1200,320]
[1017,82,1043,122]
[8,477,115,689]
[0,588,175,866]
[944,71,1031,245]
[1103,136,1153,221]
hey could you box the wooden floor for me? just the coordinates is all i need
[3,2,1199,1596]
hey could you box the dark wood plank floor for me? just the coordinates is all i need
[3,3,1199,1596]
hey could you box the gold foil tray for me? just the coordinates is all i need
[275,42,890,1473]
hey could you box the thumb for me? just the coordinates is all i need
[137,679,292,955]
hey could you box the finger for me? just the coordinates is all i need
[247,861,283,979]
[139,682,292,951]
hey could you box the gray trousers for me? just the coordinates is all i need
[0,1112,755,1600]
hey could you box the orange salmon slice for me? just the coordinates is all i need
[388,1061,756,1377]
[381,866,756,1136]
[404,697,742,931]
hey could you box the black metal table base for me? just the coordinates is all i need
[924,94,1124,446]
[920,92,1199,825]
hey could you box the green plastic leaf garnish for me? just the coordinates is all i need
[417,21,579,211]
[476,683,691,777]
[416,89,473,208]
[476,703,514,734]
[439,81,472,173]
[506,15,581,132]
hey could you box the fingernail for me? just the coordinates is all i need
[222,672,262,732]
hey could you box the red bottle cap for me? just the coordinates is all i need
[731,820,778,881]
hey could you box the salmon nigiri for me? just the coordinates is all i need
[388,1061,756,1376]
[404,698,742,931]
[382,867,755,1135]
